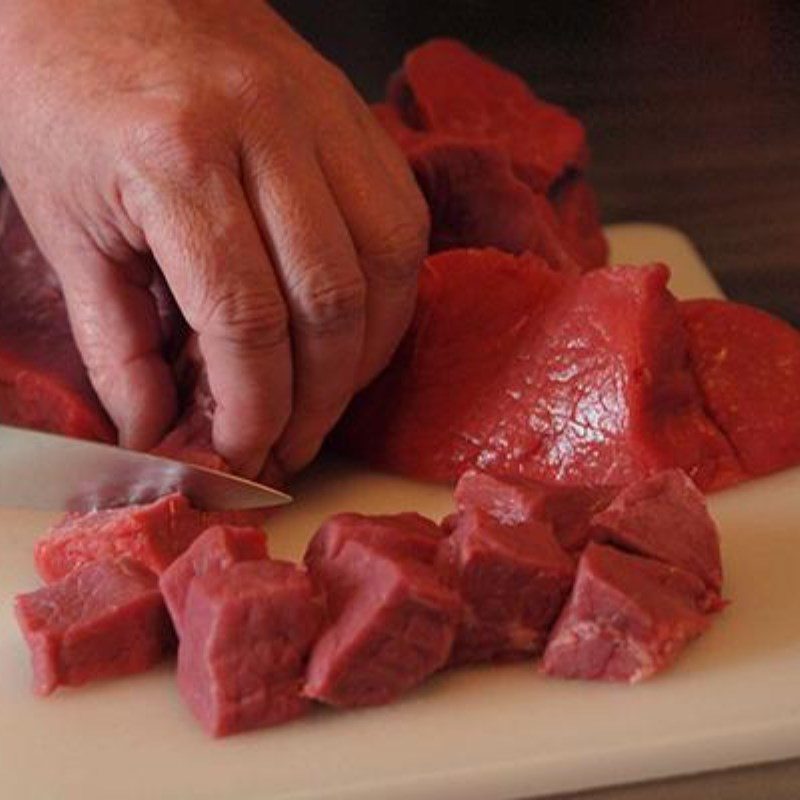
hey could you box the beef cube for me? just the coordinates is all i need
[305,511,444,569]
[35,493,268,583]
[304,515,460,708]
[681,299,800,477]
[454,469,617,553]
[542,543,718,683]
[440,508,575,664]
[590,469,722,591]
[14,558,173,695]
[159,525,268,631]
[178,560,322,737]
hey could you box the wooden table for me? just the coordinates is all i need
[274,2,800,797]
[274,0,800,327]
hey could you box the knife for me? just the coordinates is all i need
[0,424,291,513]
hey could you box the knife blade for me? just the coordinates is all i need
[0,424,291,512]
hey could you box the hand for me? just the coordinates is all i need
[0,0,428,478]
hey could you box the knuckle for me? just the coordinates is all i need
[202,289,289,352]
[363,216,429,286]
[292,272,366,334]
[125,106,209,183]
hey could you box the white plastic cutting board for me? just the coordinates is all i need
[1,224,798,800]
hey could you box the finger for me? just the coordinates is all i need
[132,169,293,478]
[316,110,429,387]
[57,248,177,450]
[242,130,366,474]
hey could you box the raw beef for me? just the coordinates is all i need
[681,299,800,477]
[374,56,607,274]
[305,511,445,568]
[336,253,744,491]
[388,39,587,191]
[335,248,567,479]
[14,558,173,695]
[542,543,718,682]
[589,469,723,591]
[549,174,609,270]
[178,560,323,736]
[404,137,606,272]
[454,469,617,553]
[35,493,269,583]
[0,188,114,442]
[0,187,228,469]
[438,508,575,664]
[159,524,268,631]
[304,514,460,707]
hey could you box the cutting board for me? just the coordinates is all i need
[2,224,798,800]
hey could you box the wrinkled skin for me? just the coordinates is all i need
[0,0,429,479]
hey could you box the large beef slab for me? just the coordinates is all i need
[0,190,114,442]
[389,39,586,190]
[337,251,744,491]
[681,299,800,477]
[375,40,607,271]
[15,558,173,695]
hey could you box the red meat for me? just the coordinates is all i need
[304,514,460,708]
[549,174,609,270]
[439,508,575,664]
[0,189,114,442]
[336,248,567,479]
[159,525,268,631]
[542,543,718,682]
[305,511,444,568]
[389,39,587,191]
[35,493,269,583]
[372,100,606,273]
[589,469,723,591]
[337,253,743,491]
[14,558,174,695]
[454,469,617,553]
[681,299,800,477]
[178,560,323,737]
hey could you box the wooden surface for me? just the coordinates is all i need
[273,0,800,326]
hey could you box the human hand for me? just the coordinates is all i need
[0,0,428,478]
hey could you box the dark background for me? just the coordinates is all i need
[273,0,800,325]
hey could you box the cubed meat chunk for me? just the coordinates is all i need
[454,469,617,553]
[14,558,173,696]
[439,508,575,664]
[542,543,719,683]
[35,493,268,583]
[305,511,444,568]
[589,469,722,591]
[178,560,323,737]
[159,525,268,631]
[304,513,460,708]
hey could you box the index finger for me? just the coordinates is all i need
[131,168,292,477]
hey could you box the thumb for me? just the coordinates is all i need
[55,246,178,450]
